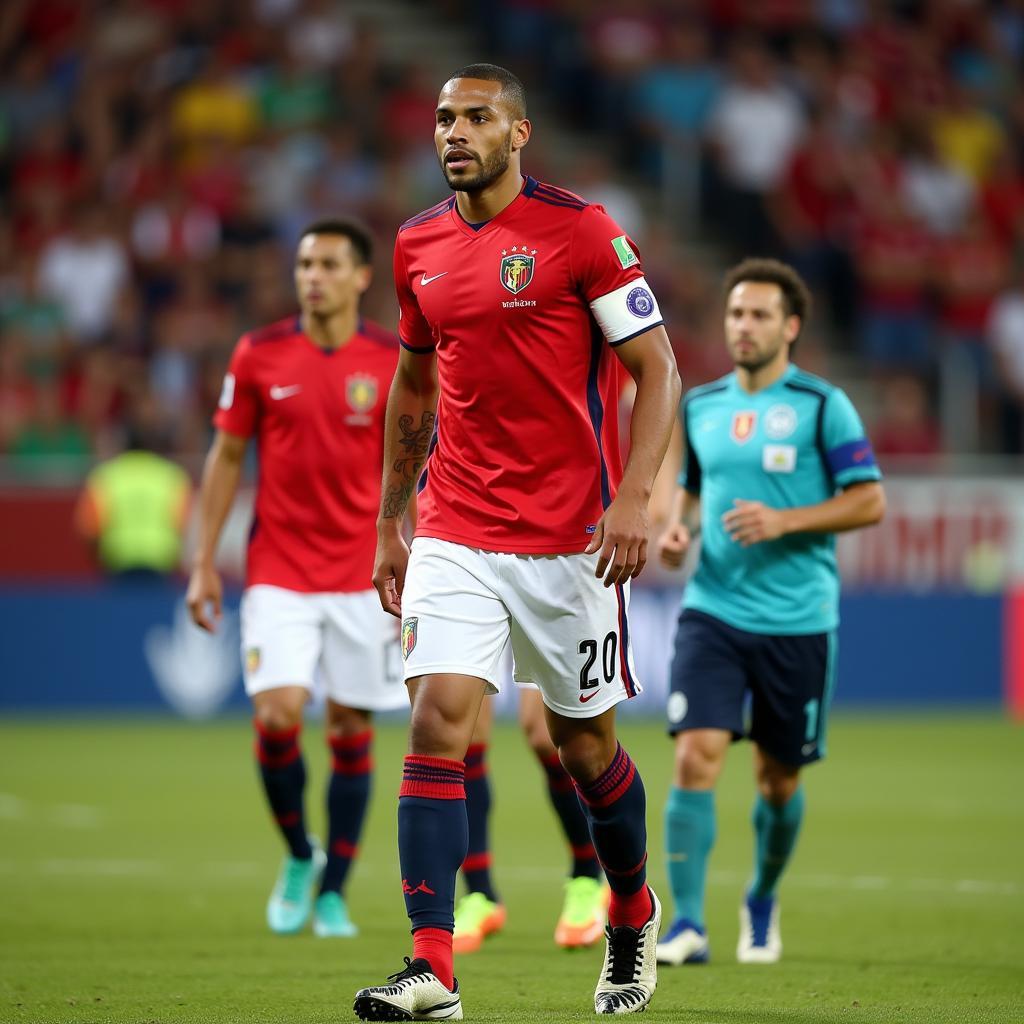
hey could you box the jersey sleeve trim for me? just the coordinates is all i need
[608,320,667,348]
[400,339,436,354]
[681,397,702,495]
[784,380,833,491]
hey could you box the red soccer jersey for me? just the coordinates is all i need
[394,176,664,554]
[214,316,399,592]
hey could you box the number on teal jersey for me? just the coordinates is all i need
[804,699,820,743]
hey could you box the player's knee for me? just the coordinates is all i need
[408,700,470,759]
[756,768,800,806]
[521,718,555,759]
[325,703,371,740]
[253,698,303,734]
[675,735,724,789]
[557,731,617,786]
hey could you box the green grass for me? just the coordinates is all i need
[1,714,1022,1023]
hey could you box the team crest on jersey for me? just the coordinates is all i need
[731,411,758,444]
[401,617,418,660]
[246,647,261,673]
[764,403,797,440]
[499,247,537,295]
[346,373,378,414]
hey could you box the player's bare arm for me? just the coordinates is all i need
[649,415,683,537]
[659,487,702,570]
[586,325,681,587]
[723,480,886,548]
[373,348,438,616]
[186,429,247,632]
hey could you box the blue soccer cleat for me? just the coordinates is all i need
[266,839,326,934]
[656,917,710,965]
[737,893,782,964]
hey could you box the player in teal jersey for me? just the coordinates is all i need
[654,258,885,967]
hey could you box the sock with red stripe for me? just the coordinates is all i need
[539,750,602,880]
[320,729,372,896]
[399,754,466,990]
[576,742,651,929]
[254,720,312,860]
[462,742,498,901]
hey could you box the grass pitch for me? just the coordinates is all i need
[1,714,1022,1023]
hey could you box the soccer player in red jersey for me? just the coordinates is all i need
[186,219,405,939]
[352,66,681,1020]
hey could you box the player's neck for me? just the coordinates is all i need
[736,355,790,394]
[455,170,524,224]
[301,308,358,350]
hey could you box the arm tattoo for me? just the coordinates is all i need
[381,411,435,519]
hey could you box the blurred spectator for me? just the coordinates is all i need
[74,394,191,577]
[705,36,806,255]
[871,375,943,458]
[934,208,1009,376]
[980,145,1024,255]
[932,80,1006,183]
[900,127,974,238]
[631,22,720,182]
[170,52,260,166]
[10,378,91,480]
[285,0,354,69]
[988,272,1024,455]
[568,152,645,240]
[37,203,129,343]
[0,334,36,451]
[131,183,221,272]
[0,50,64,144]
[853,191,933,372]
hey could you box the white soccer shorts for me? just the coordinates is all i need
[398,538,642,719]
[240,585,407,710]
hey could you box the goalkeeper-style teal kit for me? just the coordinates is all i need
[667,364,881,766]
[680,364,882,636]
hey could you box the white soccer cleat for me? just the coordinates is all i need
[594,887,661,1014]
[736,894,782,964]
[656,917,709,965]
[353,958,463,1021]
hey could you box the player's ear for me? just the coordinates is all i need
[356,264,372,295]
[784,314,801,344]
[512,117,531,153]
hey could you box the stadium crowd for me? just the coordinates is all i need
[1,0,1023,483]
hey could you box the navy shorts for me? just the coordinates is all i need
[667,609,837,766]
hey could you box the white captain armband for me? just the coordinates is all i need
[589,277,665,345]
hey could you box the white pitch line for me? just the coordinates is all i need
[0,858,1017,898]
[0,794,26,819]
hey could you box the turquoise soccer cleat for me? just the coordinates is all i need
[266,840,326,934]
[313,891,358,938]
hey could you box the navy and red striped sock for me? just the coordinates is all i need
[254,720,312,860]
[399,754,467,990]
[576,743,651,929]
[462,742,498,901]
[320,728,372,896]
[539,750,602,879]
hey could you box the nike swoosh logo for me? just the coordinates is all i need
[269,385,302,400]
[579,690,600,704]
[420,272,448,286]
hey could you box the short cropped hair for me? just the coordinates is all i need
[299,218,373,265]
[447,63,527,120]
[723,257,812,334]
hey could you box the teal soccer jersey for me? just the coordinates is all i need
[681,364,881,635]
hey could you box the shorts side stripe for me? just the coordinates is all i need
[818,631,838,758]
[615,584,638,698]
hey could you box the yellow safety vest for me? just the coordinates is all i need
[87,452,191,573]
